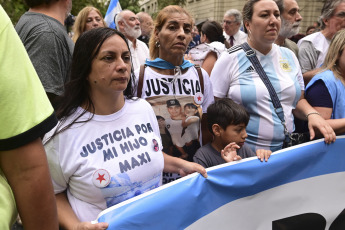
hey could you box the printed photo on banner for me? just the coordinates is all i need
[147,95,202,162]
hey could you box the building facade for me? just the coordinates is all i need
[139,0,324,35]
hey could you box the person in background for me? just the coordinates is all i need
[298,0,345,85]
[116,10,150,71]
[306,29,345,135]
[65,13,75,38]
[188,20,228,75]
[289,33,305,44]
[306,25,316,35]
[194,99,271,168]
[186,25,201,54]
[44,27,207,229]
[15,0,74,109]
[274,0,302,57]
[313,20,321,31]
[222,9,247,48]
[72,6,106,42]
[0,6,58,230]
[137,11,153,46]
[211,0,335,152]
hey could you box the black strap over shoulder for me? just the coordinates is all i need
[240,42,290,140]
[240,42,285,123]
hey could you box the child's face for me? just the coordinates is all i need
[184,106,197,116]
[220,123,248,148]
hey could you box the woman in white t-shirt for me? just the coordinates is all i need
[44,27,206,229]
[187,20,228,75]
[134,5,215,163]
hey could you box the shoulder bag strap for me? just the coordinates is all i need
[240,42,290,139]
[194,65,204,94]
[137,64,146,97]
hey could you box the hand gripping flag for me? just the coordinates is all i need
[104,0,122,29]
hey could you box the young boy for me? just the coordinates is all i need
[193,98,271,168]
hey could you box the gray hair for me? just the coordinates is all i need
[224,9,243,23]
[320,0,345,30]
[274,0,284,13]
[115,10,132,29]
[136,12,151,23]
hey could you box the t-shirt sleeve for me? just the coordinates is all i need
[44,136,69,194]
[210,52,232,98]
[0,8,57,151]
[298,41,318,73]
[200,68,215,113]
[291,50,305,91]
[305,79,333,108]
[193,149,208,168]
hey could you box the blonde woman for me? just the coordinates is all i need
[306,29,345,135]
[72,6,106,42]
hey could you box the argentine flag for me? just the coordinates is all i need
[105,0,122,29]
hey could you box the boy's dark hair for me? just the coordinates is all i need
[156,115,165,121]
[207,98,249,135]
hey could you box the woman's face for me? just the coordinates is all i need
[85,10,104,32]
[245,0,281,47]
[155,12,193,61]
[88,35,131,96]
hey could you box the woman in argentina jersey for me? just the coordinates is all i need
[211,0,335,152]
[43,28,207,229]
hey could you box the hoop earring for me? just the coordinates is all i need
[155,41,160,48]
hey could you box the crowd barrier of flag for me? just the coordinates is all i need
[104,0,122,29]
[95,136,345,229]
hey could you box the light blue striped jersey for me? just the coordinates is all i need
[211,44,304,152]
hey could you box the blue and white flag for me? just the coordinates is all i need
[104,0,122,29]
[95,136,345,229]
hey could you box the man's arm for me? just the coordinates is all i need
[0,138,58,230]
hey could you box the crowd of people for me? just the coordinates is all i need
[1,0,344,229]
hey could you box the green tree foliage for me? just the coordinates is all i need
[71,0,108,18]
[1,0,28,24]
[150,0,186,18]
[157,0,186,10]
[119,0,140,13]
[1,0,141,25]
